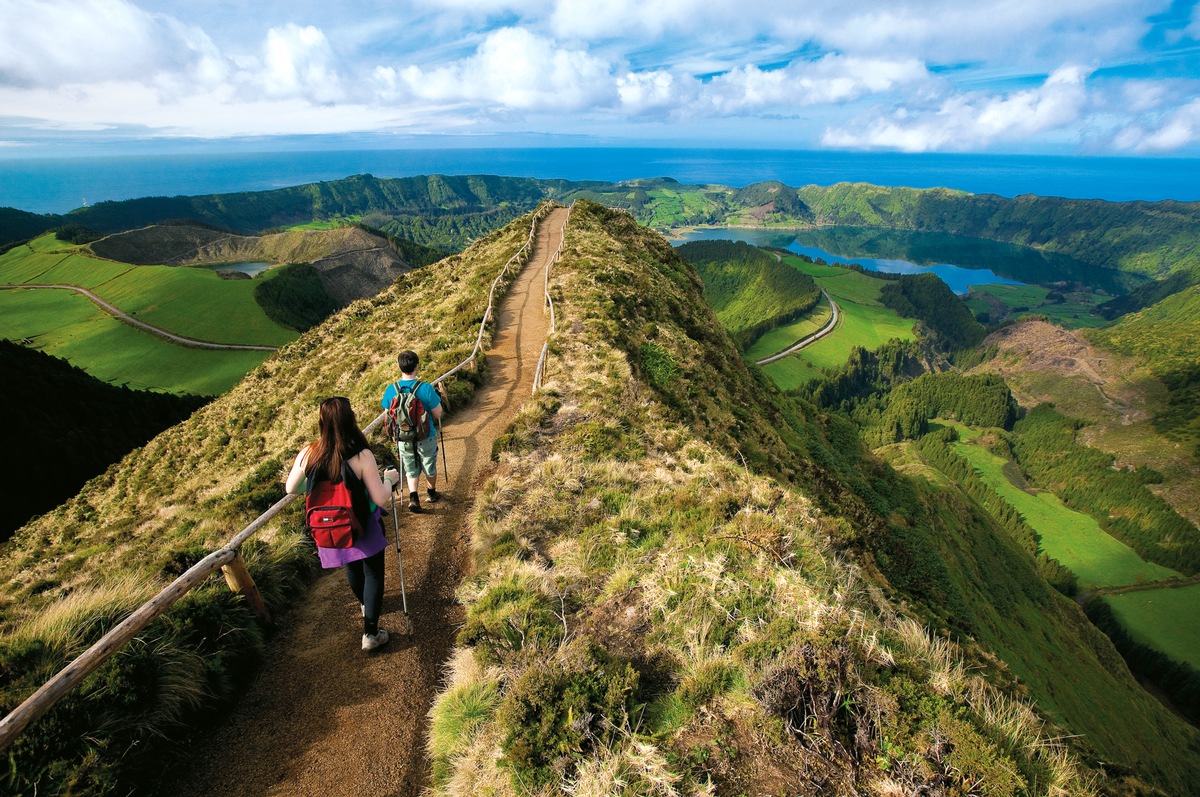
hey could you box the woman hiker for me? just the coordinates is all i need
[285,396,400,651]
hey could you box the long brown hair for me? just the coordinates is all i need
[307,396,370,483]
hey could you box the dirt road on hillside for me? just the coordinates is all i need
[165,207,569,797]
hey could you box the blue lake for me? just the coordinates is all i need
[675,228,1025,294]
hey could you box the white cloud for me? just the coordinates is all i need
[823,66,1092,152]
[0,0,223,88]
[260,24,345,103]
[1114,98,1200,152]
[703,55,929,113]
[399,27,615,111]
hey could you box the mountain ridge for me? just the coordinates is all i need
[2,202,1198,795]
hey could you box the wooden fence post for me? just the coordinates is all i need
[221,552,271,626]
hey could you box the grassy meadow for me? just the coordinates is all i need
[950,429,1179,589]
[0,289,270,394]
[0,234,299,394]
[962,283,1109,329]
[761,255,916,389]
[743,293,833,360]
[1105,584,1200,669]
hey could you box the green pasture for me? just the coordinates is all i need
[744,295,833,361]
[643,189,721,228]
[0,244,133,288]
[0,289,270,395]
[964,283,1108,329]
[758,256,917,389]
[2,234,296,346]
[1104,584,1200,669]
[287,217,359,230]
[951,430,1179,589]
[97,267,296,346]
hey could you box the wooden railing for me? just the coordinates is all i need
[0,201,559,753]
[532,203,572,392]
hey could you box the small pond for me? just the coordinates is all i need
[199,261,274,277]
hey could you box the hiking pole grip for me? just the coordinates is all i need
[390,491,408,615]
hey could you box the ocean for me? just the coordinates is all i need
[2,148,1199,215]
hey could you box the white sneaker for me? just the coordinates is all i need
[362,628,390,651]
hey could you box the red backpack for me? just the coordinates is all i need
[305,463,363,548]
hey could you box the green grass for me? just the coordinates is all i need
[2,235,296,346]
[1105,584,1200,668]
[96,267,296,345]
[951,431,1179,589]
[0,289,271,394]
[963,283,1108,329]
[287,217,360,230]
[744,294,832,361]
[759,256,916,389]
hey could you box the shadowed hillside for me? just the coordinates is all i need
[2,203,1199,796]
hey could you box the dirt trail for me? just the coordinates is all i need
[167,207,569,797]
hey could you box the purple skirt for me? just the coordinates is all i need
[316,508,390,569]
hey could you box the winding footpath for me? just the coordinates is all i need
[164,207,569,797]
[754,289,840,366]
[0,283,279,351]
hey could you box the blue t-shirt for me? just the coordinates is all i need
[381,378,441,441]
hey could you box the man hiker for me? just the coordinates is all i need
[381,349,446,513]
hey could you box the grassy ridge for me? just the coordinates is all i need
[430,202,1200,795]
[0,208,544,795]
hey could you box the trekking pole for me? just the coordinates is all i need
[389,491,409,616]
[438,422,450,488]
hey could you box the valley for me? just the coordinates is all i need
[2,177,1199,796]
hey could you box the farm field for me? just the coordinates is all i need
[743,294,832,361]
[760,256,915,389]
[963,283,1108,329]
[0,289,272,395]
[951,429,1179,589]
[1105,584,1200,669]
[1,235,296,347]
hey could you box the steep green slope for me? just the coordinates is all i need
[0,340,209,541]
[1087,284,1200,451]
[677,239,820,350]
[433,203,1200,796]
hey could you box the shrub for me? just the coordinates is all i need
[498,638,640,789]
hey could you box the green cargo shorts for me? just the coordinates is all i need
[398,436,438,478]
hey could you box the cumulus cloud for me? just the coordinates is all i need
[260,24,345,103]
[399,27,615,111]
[0,0,224,89]
[1114,98,1200,152]
[0,0,1193,153]
[823,65,1092,152]
[703,55,929,113]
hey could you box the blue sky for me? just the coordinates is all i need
[2,0,1199,156]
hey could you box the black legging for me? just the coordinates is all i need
[344,549,386,635]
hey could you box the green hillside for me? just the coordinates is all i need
[677,239,820,350]
[3,202,1199,796]
[1087,284,1200,452]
